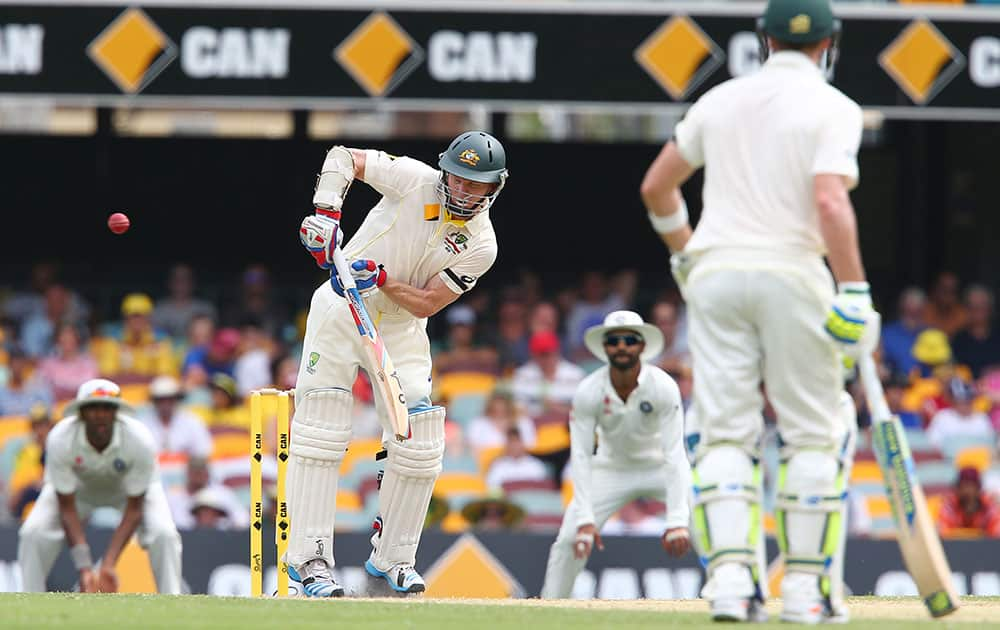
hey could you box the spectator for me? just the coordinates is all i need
[884,370,923,429]
[189,486,242,530]
[466,389,537,453]
[221,265,290,339]
[234,316,277,397]
[880,287,928,377]
[563,271,628,362]
[36,322,99,401]
[91,293,178,382]
[3,403,53,520]
[937,467,1000,538]
[182,327,241,389]
[168,456,245,530]
[0,345,53,416]
[951,285,1000,379]
[194,373,249,429]
[485,428,550,491]
[926,378,995,449]
[493,298,530,375]
[2,262,59,326]
[648,300,691,376]
[460,492,526,531]
[178,313,215,365]
[432,305,499,376]
[529,301,560,336]
[153,264,217,341]
[925,272,967,337]
[140,375,212,458]
[270,353,299,392]
[19,284,77,359]
[510,331,586,420]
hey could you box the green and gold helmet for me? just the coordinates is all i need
[436,131,509,219]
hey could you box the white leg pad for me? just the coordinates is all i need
[370,406,445,570]
[286,388,352,567]
[694,445,766,601]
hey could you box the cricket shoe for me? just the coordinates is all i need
[710,597,768,623]
[288,559,345,598]
[365,559,426,593]
[780,573,847,624]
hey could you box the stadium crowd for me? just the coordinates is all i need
[1,263,998,538]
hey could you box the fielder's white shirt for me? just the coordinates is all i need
[45,414,159,507]
[675,51,863,256]
[345,150,499,320]
[569,364,691,529]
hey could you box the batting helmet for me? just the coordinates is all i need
[756,0,841,70]
[436,131,509,218]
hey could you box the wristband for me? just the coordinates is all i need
[837,281,870,294]
[648,199,689,234]
[70,543,93,570]
[664,529,689,543]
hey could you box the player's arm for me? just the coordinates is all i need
[658,387,692,557]
[55,491,98,589]
[568,395,603,558]
[380,275,461,320]
[640,141,696,253]
[815,173,865,283]
[102,494,144,568]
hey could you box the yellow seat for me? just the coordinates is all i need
[850,461,884,484]
[336,489,361,511]
[434,472,487,496]
[561,479,573,507]
[530,424,570,455]
[926,493,944,522]
[119,382,151,406]
[434,372,497,402]
[866,494,892,519]
[211,432,250,459]
[340,437,385,477]
[440,510,471,534]
[476,446,505,475]
[0,416,29,452]
[954,445,992,473]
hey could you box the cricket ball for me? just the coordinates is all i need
[108,212,130,235]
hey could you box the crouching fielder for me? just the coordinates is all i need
[18,379,183,593]
[639,0,879,621]
[286,132,508,596]
[541,311,691,598]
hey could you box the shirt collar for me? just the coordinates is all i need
[763,50,823,77]
[602,364,652,401]
[448,208,490,235]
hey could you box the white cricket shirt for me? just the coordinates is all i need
[344,150,499,320]
[569,364,691,529]
[675,51,863,256]
[45,414,158,507]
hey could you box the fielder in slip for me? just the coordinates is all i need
[540,311,692,598]
[639,0,878,622]
[18,379,183,594]
[287,132,509,596]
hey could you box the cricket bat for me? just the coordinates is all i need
[332,247,410,441]
[858,356,959,617]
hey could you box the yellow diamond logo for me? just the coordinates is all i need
[335,12,423,97]
[635,16,724,101]
[879,19,965,105]
[424,533,524,598]
[88,8,176,94]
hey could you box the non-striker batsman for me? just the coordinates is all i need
[286,132,508,596]
[639,0,879,622]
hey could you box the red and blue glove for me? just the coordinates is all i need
[331,259,387,297]
[300,213,342,269]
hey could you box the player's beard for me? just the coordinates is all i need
[609,351,640,371]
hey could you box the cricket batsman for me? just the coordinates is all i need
[287,132,508,596]
[17,379,183,594]
[540,311,692,598]
[639,0,879,622]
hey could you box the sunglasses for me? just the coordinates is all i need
[604,334,643,347]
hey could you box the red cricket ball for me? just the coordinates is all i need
[108,212,130,235]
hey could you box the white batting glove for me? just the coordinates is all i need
[825,282,881,360]
[299,214,342,270]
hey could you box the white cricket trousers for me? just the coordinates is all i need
[541,462,668,598]
[18,482,183,593]
[684,249,846,453]
[296,282,433,416]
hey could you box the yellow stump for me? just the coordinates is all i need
[249,391,264,597]
[275,391,290,597]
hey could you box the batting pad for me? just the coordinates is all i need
[370,406,445,570]
[775,449,846,578]
[285,388,352,567]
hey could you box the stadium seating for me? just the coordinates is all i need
[447,393,489,428]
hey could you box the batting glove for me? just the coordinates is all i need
[300,214,342,269]
[331,259,387,297]
[825,282,881,360]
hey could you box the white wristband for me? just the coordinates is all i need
[70,543,93,570]
[648,199,689,234]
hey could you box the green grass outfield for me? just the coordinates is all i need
[3,594,1000,629]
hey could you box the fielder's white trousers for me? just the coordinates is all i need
[684,249,846,454]
[296,282,433,418]
[17,482,183,593]
[541,462,668,599]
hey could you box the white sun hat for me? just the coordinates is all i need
[584,310,664,363]
[63,378,135,417]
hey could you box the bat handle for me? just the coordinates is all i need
[331,247,357,291]
[859,355,892,422]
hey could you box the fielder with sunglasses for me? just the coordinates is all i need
[639,0,879,622]
[540,311,692,598]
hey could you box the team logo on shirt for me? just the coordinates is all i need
[306,352,320,375]
[640,401,654,414]
[458,149,481,167]
[634,16,724,101]
[74,456,85,470]
[443,231,469,255]
[113,458,127,473]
